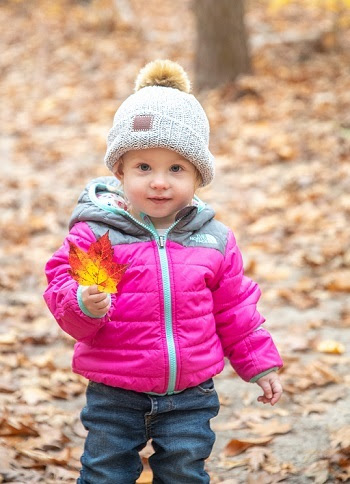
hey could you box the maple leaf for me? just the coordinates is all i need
[68,231,127,293]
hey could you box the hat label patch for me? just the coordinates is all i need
[133,115,154,131]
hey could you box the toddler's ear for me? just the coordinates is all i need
[113,159,124,181]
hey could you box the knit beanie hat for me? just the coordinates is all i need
[104,59,215,186]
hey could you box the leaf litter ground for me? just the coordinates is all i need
[0,0,349,482]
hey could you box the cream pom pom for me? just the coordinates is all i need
[135,59,191,93]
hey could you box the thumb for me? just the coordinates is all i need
[88,284,101,295]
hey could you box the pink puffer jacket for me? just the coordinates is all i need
[44,178,283,395]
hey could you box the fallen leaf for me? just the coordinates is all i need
[304,459,330,484]
[311,360,343,385]
[0,377,19,393]
[0,441,16,473]
[246,419,292,437]
[0,412,39,437]
[17,446,71,466]
[136,456,153,483]
[224,437,273,457]
[219,458,248,470]
[331,426,350,451]
[136,470,153,484]
[267,132,298,160]
[245,446,270,471]
[0,331,17,345]
[278,287,318,310]
[316,340,345,354]
[318,386,348,403]
[21,387,51,406]
[247,215,281,235]
[213,420,246,432]
[45,465,79,482]
[298,403,328,416]
[324,270,350,293]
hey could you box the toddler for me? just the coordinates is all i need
[44,60,283,484]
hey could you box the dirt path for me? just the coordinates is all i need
[1,1,350,482]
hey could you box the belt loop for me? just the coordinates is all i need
[147,395,158,415]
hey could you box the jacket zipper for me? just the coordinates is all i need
[124,213,179,394]
[157,233,177,393]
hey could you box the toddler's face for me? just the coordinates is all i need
[114,148,200,229]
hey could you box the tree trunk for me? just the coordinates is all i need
[192,0,251,90]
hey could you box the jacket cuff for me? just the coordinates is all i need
[77,285,110,319]
[250,367,280,383]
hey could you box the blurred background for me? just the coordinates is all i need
[0,1,349,482]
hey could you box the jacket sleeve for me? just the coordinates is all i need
[212,230,283,382]
[43,222,110,343]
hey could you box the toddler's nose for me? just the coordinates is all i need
[150,174,170,190]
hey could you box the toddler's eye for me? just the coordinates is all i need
[170,165,182,173]
[139,163,150,171]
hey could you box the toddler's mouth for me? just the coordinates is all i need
[148,197,171,204]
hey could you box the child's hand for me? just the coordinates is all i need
[81,285,111,318]
[256,371,283,406]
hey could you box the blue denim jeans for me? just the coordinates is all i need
[77,379,220,483]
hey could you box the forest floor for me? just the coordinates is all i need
[0,0,350,482]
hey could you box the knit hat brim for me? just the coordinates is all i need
[104,113,215,187]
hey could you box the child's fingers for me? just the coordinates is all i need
[85,298,111,317]
[259,380,273,400]
[81,286,111,316]
[257,383,283,406]
[82,286,109,303]
[89,291,109,304]
[256,372,283,406]
[94,298,111,311]
[270,380,283,405]
[90,293,111,309]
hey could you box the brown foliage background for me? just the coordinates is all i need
[0,1,349,482]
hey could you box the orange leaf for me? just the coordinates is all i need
[68,231,127,293]
[224,437,273,457]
